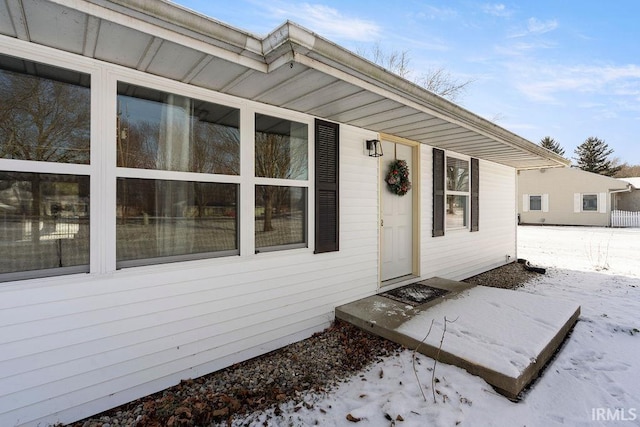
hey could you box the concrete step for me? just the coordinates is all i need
[336,278,580,400]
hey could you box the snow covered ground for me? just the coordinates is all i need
[235,226,640,427]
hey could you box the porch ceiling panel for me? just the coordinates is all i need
[188,56,252,91]
[0,2,17,38]
[350,106,420,129]
[305,90,384,118]
[368,112,431,132]
[380,116,445,135]
[145,39,207,81]
[2,0,569,170]
[94,20,154,68]
[22,0,86,54]
[222,63,303,100]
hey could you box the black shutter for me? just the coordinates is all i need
[315,119,339,253]
[471,158,479,232]
[432,148,445,237]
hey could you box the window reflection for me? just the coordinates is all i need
[255,186,306,250]
[446,157,469,192]
[0,56,90,164]
[0,172,90,277]
[255,114,308,180]
[116,178,238,265]
[583,194,598,211]
[116,83,240,175]
[446,195,468,229]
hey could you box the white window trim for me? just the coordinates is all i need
[576,192,605,213]
[253,111,313,253]
[525,194,548,212]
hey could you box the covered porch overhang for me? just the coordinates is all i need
[1,0,570,170]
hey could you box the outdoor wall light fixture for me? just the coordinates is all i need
[366,139,383,157]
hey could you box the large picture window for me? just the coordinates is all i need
[446,156,470,229]
[254,114,309,251]
[116,82,240,267]
[0,55,91,282]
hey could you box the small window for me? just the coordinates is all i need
[446,156,470,229]
[529,195,542,211]
[255,186,307,251]
[583,194,598,211]
[255,114,308,180]
[254,114,309,251]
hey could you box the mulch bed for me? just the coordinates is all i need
[68,320,401,427]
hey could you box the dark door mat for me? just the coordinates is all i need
[380,283,450,306]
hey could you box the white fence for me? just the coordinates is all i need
[611,210,640,228]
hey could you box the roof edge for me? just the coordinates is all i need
[271,22,569,168]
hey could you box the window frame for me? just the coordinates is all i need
[114,79,243,269]
[0,53,95,283]
[252,111,312,253]
[445,155,470,231]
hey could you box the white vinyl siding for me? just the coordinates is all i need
[421,147,516,280]
[0,39,381,426]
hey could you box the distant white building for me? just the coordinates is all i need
[518,167,634,227]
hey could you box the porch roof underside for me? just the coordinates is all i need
[1,0,569,170]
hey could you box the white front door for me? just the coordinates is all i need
[381,141,414,282]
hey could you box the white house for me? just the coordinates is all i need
[0,1,568,425]
[518,167,632,227]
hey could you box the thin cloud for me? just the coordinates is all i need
[514,63,640,103]
[527,17,558,34]
[508,17,558,38]
[266,3,381,42]
[416,5,458,20]
[482,3,513,18]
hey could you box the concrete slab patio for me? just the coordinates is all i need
[335,278,580,400]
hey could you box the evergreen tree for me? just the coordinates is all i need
[539,136,565,156]
[573,137,621,176]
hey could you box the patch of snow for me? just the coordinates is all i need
[234,226,640,426]
[396,286,579,378]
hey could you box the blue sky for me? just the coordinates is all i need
[174,1,640,165]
